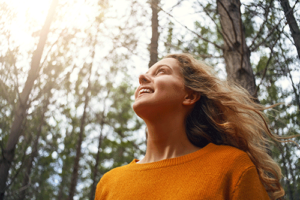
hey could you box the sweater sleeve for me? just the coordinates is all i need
[94,179,103,200]
[231,166,270,200]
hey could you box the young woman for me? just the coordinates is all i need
[95,53,286,200]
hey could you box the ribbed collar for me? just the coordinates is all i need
[126,143,215,170]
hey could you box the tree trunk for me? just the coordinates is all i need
[56,153,71,200]
[285,144,299,200]
[68,57,94,200]
[148,0,160,68]
[68,86,89,200]
[89,88,110,200]
[89,121,104,200]
[217,0,256,97]
[56,129,72,200]
[279,0,300,59]
[18,108,47,200]
[0,1,58,199]
[278,142,294,200]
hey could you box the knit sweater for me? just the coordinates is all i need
[94,143,270,200]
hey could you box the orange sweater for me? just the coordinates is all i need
[95,143,270,200]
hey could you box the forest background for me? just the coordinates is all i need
[0,0,299,199]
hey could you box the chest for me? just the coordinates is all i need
[100,169,232,200]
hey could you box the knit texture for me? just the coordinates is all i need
[94,143,270,200]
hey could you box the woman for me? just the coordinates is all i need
[95,53,285,200]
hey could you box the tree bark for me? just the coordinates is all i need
[0,1,58,199]
[279,0,300,59]
[148,0,160,68]
[217,0,257,97]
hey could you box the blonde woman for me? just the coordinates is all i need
[95,53,286,200]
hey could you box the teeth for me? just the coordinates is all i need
[139,88,153,95]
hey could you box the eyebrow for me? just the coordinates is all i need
[146,64,172,74]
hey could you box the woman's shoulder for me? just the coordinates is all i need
[201,143,255,170]
[99,161,134,182]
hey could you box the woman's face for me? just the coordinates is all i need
[133,58,187,119]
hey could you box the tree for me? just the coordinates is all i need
[217,0,256,97]
[149,0,160,68]
[279,0,300,59]
[68,42,95,200]
[0,0,58,199]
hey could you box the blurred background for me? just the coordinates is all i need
[0,0,299,199]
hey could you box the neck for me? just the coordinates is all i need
[138,113,201,164]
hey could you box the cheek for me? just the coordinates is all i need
[156,79,185,98]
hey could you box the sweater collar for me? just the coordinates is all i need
[127,143,215,170]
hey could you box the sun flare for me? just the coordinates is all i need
[9,0,52,24]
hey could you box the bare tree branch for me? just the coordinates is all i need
[254,28,282,97]
[279,45,300,112]
[250,0,298,52]
[155,4,223,49]
[169,0,185,12]
[248,0,274,49]
[197,0,232,48]
[279,0,300,59]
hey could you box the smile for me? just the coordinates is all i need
[138,88,154,96]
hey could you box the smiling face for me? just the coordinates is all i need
[132,58,188,120]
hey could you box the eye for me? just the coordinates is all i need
[156,68,166,75]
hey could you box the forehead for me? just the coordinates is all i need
[147,58,180,73]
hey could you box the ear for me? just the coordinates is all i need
[182,89,201,106]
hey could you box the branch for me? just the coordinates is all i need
[13,62,21,104]
[248,0,274,50]
[279,45,300,112]
[155,4,223,49]
[286,66,300,112]
[254,50,273,97]
[5,176,31,196]
[254,30,281,96]
[164,41,223,59]
[0,79,10,103]
[250,0,298,51]
[169,0,185,12]
[197,0,231,48]
[40,28,67,71]
[5,131,29,189]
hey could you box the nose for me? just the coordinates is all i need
[139,73,151,84]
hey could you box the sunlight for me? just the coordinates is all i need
[9,0,51,24]
[7,0,52,48]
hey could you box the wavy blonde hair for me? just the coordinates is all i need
[164,53,285,200]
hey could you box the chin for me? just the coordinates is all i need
[132,101,145,117]
[132,100,154,120]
